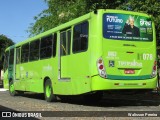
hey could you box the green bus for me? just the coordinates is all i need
[3,9,157,102]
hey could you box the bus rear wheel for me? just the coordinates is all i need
[9,80,17,96]
[44,80,56,102]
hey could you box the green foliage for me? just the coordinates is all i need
[86,0,125,10]
[0,34,14,70]
[28,0,160,42]
[28,0,125,36]
[28,0,88,36]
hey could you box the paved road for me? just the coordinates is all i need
[0,83,160,120]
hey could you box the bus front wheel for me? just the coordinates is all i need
[9,80,17,96]
[44,80,56,102]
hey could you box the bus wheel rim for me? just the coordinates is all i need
[46,86,51,98]
[10,84,14,93]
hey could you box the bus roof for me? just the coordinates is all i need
[5,9,151,51]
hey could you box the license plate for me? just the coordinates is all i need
[124,69,135,74]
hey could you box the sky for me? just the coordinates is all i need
[0,0,48,43]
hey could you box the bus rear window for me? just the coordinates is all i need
[103,13,153,41]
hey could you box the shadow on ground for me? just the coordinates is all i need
[0,105,19,112]
[59,91,160,107]
[14,91,160,107]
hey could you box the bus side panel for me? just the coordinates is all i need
[55,56,73,95]
[52,48,92,95]
[14,64,25,91]
[89,11,103,79]
[14,61,43,93]
[3,69,9,89]
[26,61,43,93]
[41,58,58,94]
[69,52,91,95]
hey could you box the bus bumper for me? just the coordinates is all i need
[91,75,157,91]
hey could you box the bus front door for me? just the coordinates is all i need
[15,47,24,90]
[8,49,14,82]
[59,29,71,80]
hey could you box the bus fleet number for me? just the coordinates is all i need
[143,54,153,60]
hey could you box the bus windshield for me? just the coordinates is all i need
[103,13,153,41]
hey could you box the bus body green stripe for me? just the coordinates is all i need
[107,75,151,80]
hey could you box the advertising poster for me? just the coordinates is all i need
[103,13,153,41]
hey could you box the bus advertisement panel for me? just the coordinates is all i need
[103,13,153,41]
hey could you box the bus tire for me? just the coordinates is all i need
[44,80,56,102]
[9,80,17,96]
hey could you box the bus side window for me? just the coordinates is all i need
[21,43,29,63]
[3,51,9,72]
[60,30,71,56]
[16,48,21,64]
[67,30,71,55]
[40,35,52,59]
[9,49,14,65]
[60,32,67,56]
[29,40,40,61]
[73,21,89,53]
[53,33,57,57]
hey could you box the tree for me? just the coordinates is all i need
[0,34,14,71]
[28,0,160,43]
[28,0,125,36]
[28,0,88,36]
